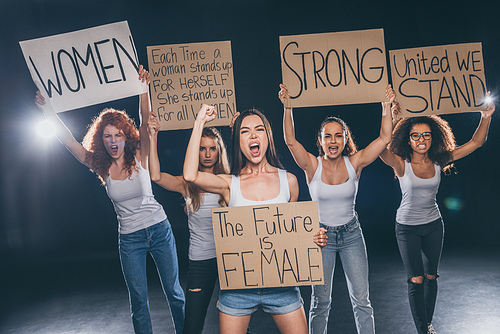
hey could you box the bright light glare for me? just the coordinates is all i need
[36,120,56,139]
[484,95,493,105]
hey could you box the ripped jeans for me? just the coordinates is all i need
[396,218,444,334]
[183,257,218,334]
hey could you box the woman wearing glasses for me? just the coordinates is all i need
[379,96,495,334]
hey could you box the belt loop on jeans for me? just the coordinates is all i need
[320,212,358,232]
[345,212,358,231]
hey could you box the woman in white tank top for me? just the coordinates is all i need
[35,66,185,334]
[280,83,397,334]
[148,116,230,334]
[183,105,327,334]
[379,97,495,334]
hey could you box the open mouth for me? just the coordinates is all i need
[110,145,119,155]
[250,143,260,157]
[328,145,339,155]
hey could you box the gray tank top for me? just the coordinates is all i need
[186,192,220,260]
[308,156,358,227]
[105,160,167,234]
[396,161,441,225]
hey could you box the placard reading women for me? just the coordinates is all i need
[389,43,487,117]
[212,201,324,290]
[280,29,388,108]
[19,21,147,113]
[147,41,236,130]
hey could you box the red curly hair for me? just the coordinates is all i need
[82,108,140,184]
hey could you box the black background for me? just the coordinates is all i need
[1,0,499,294]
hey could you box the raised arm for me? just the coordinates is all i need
[137,65,152,167]
[379,147,405,177]
[183,104,231,201]
[351,85,396,174]
[379,100,405,176]
[279,84,318,182]
[35,91,90,167]
[148,112,186,196]
[451,93,495,162]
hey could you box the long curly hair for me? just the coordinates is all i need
[230,109,283,175]
[82,108,140,184]
[316,116,358,157]
[186,127,230,213]
[389,115,456,173]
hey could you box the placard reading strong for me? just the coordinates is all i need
[147,41,236,130]
[280,29,388,108]
[212,201,324,290]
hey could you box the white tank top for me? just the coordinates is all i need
[105,160,167,234]
[185,192,220,261]
[308,156,358,227]
[396,161,441,225]
[228,168,290,207]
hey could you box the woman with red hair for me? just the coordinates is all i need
[35,66,185,334]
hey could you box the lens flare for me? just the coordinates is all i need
[444,197,463,211]
[484,95,493,105]
[36,120,56,139]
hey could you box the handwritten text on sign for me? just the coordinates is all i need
[212,201,324,290]
[19,21,146,113]
[280,29,388,108]
[390,43,486,117]
[147,41,236,131]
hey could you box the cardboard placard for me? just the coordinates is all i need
[19,21,147,113]
[389,43,487,117]
[280,29,388,108]
[147,41,236,131]
[212,201,324,290]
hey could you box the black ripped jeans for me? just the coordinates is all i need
[183,257,218,334]
[396,218,444,334]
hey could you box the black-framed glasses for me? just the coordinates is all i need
[410,132,432,141]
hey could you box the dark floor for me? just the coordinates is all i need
[1,250,499,334]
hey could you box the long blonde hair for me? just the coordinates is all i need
[185,127,230,213]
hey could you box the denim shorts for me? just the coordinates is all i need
[217,286,303,316]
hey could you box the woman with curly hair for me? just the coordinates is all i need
[35,66,185,334]
[148,112,230,334]
[379,97,495,334]
[280,83,396,334]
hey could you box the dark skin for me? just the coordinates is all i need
[379,93,496,285]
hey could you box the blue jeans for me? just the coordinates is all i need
[119,220,185,334]
[218,286,302,316]
[309,215,375,334]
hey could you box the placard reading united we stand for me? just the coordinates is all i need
[390,42,487,117]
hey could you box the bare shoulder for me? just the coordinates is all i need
[286,171,298,185]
